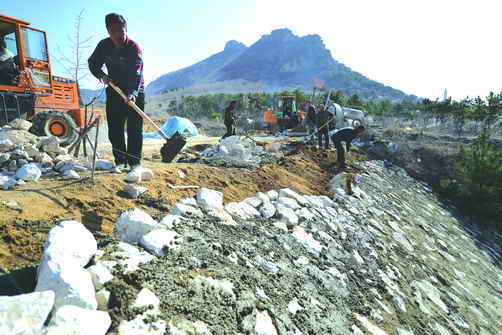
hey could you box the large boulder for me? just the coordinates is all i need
[35,261,98,314]
[196,188,224,211]
[0,291,55,335]
[140,229,183,256]
[45,305,111,335]
[15,163,42,181]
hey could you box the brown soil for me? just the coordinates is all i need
[0,143,360,271]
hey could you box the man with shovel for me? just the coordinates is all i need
[88,13,144,175]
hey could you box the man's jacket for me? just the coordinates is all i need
[332,127,358,152]
[224,106,235,125]
[88,37,144,97]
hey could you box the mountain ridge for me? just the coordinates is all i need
[146,28,416,101]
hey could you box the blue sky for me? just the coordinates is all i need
[2,0,501,99]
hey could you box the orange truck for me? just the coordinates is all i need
[0,14,97,146]
[263,95,305,133]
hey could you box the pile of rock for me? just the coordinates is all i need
[200,136,283,168]
[0,120,153,190]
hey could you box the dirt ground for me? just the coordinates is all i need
[0,141,360,272]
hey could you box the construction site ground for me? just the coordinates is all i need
[0,136,360,272]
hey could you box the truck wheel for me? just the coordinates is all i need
[30,111,78,147]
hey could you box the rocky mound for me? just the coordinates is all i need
[2,160,500,334]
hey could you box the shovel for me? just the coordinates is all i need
[108,81,172,162]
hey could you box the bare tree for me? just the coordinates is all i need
[55,9,94,106]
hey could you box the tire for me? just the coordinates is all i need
[30,111,79,147]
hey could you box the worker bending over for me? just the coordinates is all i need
[331,125,365,169]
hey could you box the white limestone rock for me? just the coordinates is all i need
[0,290,54,335]
[88,264,114,290]
[39,220,97,268]
[95,160,114,171]
[171,203,204,217]
[276,205,299,226]
[124,184,148,199]
[256,191,270,204]
[193,276,235,299]
[265,189,279,201]
[159,214,183,229]
[197,188,224,211]
[260,201,276,219]
[35,261,98,314]
[276,197,301,210]
[133,288,161,316]
[279,188,309,206]
[255,310,278,335]
[62,170,81,179]
[115,208,160,243]
[207,209,237,225]
[327,172,349,193]
[0,138,15,152]
[291,226,324,255]
[273,221,288,232]
[45,305,111,335]
[140,229,183,256]
[296,208,316,221]
[123,166,154,183]
[118,316,166,335]
[178,197,198,207]
[244,196,262,208]
[100,242,156,274]
[168,318,211,335]
[40,136,60,153]
[9,118,32,131]
[15,163,42,181]
[225,202,258,220]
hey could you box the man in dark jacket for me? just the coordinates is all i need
[331,125,365,169]
[316,106,331,150]
[88,13,144,174]
[222,101,237,139]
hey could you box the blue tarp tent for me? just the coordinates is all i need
[143,116,199,139]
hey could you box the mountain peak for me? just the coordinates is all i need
[224,40,246,52]
[270,28,293,36]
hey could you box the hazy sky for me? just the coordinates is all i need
[2,0,501,99]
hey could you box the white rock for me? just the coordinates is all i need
[95,160,114,171]
[244,196,262,208]
[354,313,389,335]
[171,203,203,217]
[207,209,237,225]
[54,154,74,163]
[23,143,40,158]
[265,190,279,201]
[0,291,54,335]
[15,163,42,181]
[196,188,224,211]
[159,214,183,228]
[140,167,154,181]
[115,209,160,243]
[225,202,260,220]
[256,192,270,204]
[178,197,198,207]
[88,264,114,290]
[9,118,32,131]
[277,197,301,210]
[327,173,349,193]
[133,288,161,316]
[288,298,303,315]
[38,152,53,164]
[140,229,182,256]
[239,201,262,218]
[255,310,278,335]
[39,220,97,268]
[318,195,337,207]
[296,208,316,221]
[193,276,235,299]
[291,226,324,255]
[40,136,60,153]
[101,242,156,273]
[276,205,299,226]
[168,317,211,335]
[96,288,111,311]
[353,250,364,265]
[124,184,148,199]
[279,188,309,206]
[45,305,111,335]
[35,261,98,314]
[0,138,14,152]
[62,170,81,179]
[260,201,276,219]
[118,316,166,335]
[1,176,17,190]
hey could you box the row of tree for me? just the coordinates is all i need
[156,89,502,135]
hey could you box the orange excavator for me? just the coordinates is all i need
[0,14,97,146]
[263,95,305,134]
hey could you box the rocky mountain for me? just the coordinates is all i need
[147,28,415,101]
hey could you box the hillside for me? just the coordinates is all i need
[146,28,415,101]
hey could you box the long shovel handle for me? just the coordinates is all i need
[108,82,169,140]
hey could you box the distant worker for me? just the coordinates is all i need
[316,106,331,150]
[304,103,316,144]
[331,125,365,169]
[222,100,237,139]
[88,13,145,175]
[0,37,14,62]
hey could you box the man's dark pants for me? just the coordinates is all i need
[318,127,329,149]
[222,122,235,139]
[334,139,346,167]
[106,88,144,167]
